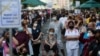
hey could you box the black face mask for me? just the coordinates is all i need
[69,26,74,29]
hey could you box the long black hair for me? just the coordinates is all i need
[2,30,9,47]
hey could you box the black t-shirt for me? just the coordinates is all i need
[92,45,100,56]
[88,40,100,56]
[32,28,41,40]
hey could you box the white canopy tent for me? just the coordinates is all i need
[27,5,47,10]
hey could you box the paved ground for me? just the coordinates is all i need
[40,19,51,56]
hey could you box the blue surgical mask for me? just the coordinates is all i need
[87,33,90,37]
[83,32,90,39]
[18,27,23,32]
[52,17,57,21]
[96,21,100,23]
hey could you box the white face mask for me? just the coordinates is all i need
[87,32,93,37]
[96,21,100,23]
[52,17,57,21]
[49,32,54,35]
[18,27,23,32]
[34,23,37,27]
[87,33,90,37]
[29,12,32,15]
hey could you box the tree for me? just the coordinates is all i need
[21,0,25,2]
[73,0,100,4]
[96,0,100,2]
[21,0,27,8]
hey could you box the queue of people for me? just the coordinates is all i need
[0,9,100,56]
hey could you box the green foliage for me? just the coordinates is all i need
[73,0,100,4]
[21,0,25,2]
[96,0,100,2]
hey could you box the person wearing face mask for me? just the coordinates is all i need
[52,16,57,21]
[44,28,58,56]
[64,21,80,56]
[31,20,43,56]
[79,28,94,55]
[79,29,95,56]
[87,22,96,30]
[49,16,65,56]
[88,29,100,56]
[96,19,100,29]
[15,22,31,56]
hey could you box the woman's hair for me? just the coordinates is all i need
[68,21,75,26]
[89,16,96,22]
[47,28,56,42]
[31,19,38,27]
[87,29,95,34]
[95,29,100,34]
[21,22,27,27]
[68,16,73,20]
[32,19,37,24]
[49,28,55,32]
[2,30,9,37]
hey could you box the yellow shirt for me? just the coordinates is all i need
[86,17,90,24]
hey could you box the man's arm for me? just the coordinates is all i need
[65,36,79,41]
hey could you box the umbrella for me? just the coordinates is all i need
[22,0,46,7]
[79,0,100,8]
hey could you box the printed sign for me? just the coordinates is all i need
[0,0,21,28]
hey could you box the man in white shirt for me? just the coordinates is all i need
[59,14,68,28]
[65,21,80,56]
[49,16,65,56]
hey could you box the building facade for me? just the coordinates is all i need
[53,0,74,10]
[41,0,73,10]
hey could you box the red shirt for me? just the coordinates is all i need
[79,33,94,56]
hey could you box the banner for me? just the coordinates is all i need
[0,0,21,28]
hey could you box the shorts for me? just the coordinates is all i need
[44,44,58,53]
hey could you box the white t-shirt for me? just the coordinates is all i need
[27,28,32,34]
[65,29,80,49]
[96,26,100,29]
[59,17,67,28]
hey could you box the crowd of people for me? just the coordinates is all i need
[0,9,100,56]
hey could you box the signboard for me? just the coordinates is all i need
[46,0,53,9]
[47,3,53,8]
[75,1,80,7]
[75,1,80,14]
[75,9,81,14]
[0,0,21,28]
